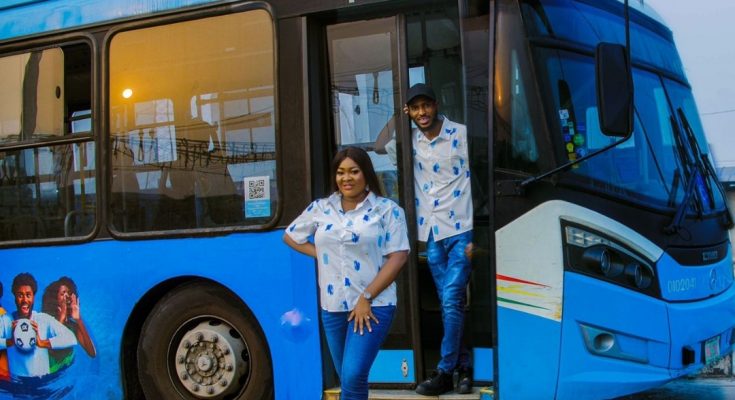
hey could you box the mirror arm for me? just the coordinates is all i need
[497,134,633,197]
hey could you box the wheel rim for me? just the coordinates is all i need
[169,318,250,399]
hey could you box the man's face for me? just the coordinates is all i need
[14,285,34,319]
[407,97,438,131]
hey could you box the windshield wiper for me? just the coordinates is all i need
[679,108,735,229]
[664,108,733,234]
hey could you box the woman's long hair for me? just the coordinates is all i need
[41,276,78,319]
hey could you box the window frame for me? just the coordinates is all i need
[102,2,282,239]
[0,33,98,248]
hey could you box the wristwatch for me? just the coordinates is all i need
[362,290,373,303]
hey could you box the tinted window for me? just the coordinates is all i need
[0,44,94,242]
[521,0,686,79]
[495,0,546,173]
[109,10,277,233]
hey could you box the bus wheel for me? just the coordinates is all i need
[137,282,273,399]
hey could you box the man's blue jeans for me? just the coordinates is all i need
[426,230,472,373]
[321,306,395,400]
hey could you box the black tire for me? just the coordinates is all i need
[137,282,273,400]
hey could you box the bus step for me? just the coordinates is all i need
[324,387,494,400]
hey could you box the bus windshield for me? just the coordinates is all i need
[521,0,726,214]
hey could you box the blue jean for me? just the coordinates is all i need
[321,306,396,400]
[426,230,472,373]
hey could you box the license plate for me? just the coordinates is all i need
[704,335,721,365]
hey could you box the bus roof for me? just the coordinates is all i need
[0,0,221,42]
[619,0,667,26]
[0,0,671,44]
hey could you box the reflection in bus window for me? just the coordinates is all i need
[327,18,399,201]
[495,4,545,174]
[0,44,94,242]
[0,49,65,143]
[531,47,716,210]
[109,10,277,232]
[509,51,539,164]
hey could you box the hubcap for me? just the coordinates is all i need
[173,320,248,398]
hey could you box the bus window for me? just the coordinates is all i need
[0,43,94,242]
[327,17,400,202]
[109,10,276,233]
[494,4,546,174]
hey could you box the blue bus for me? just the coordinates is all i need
[0,0,732,399]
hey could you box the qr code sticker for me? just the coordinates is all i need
[248,179,266,200]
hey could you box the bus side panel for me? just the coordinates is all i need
[557,273,671,400]
[0,230,322,400]
[496,201,568,399]
[497,307,560,400]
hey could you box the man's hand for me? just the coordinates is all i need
[465,242,474,260]
[5,320,18,347]
[31,320,51,349]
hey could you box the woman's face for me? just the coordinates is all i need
[57,284,71,307]
[336,157,367,200]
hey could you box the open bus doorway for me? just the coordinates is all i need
[319,0,494,391]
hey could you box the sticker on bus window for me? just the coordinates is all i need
[244,176,271,218]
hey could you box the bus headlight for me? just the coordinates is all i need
[582,246,623,277]
[564,222,659,297]
[625,262,652,289]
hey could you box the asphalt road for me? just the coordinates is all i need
[615,378,735,400]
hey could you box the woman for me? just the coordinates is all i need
[284,147,409,400]
[42,277,97,373]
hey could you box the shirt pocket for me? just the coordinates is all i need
[344,216,381,248]
[433,150,466,185]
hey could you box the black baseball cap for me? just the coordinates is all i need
[406,83,436,104]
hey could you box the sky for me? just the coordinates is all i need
[644,0,735,168]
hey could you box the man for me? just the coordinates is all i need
[406,83,474,396]
[0,273,77,378]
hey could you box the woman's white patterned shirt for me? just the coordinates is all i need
[286,192,410,311]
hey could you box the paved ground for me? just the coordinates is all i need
[355,377,735,399]
[615,377,735,399]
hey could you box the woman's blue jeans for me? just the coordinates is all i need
[426,230,472,373]
[321,306,395,400]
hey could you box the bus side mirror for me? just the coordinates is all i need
[595,43,633,137]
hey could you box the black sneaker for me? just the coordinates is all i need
[456,367,473,394]
[416,370,453,396]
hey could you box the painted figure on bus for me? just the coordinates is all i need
[0,273,77,378]
[406,83,475,396]
[42,277,97,373]
[284,146,410,400]
[0,281,8,382]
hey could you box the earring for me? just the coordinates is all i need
[365,185,370,192]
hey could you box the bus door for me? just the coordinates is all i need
[320,0,493,389]
[324,15,418,387]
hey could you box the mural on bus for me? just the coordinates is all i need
[0,272,98,398]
